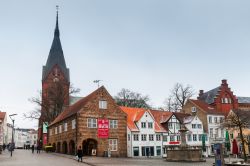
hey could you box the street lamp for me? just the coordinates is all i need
[9,114,17,157]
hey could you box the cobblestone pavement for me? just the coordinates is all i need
[0,149,244,166]
[0,149,89,166]
[51,152,244,166]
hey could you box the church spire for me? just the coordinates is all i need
[54,5,60,37]
[42,6,70,82]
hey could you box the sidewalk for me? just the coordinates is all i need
[49,152,246,166]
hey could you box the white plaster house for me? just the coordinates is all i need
[121,107,166,158]
[207,113,225,156]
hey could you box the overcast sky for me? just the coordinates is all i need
[1,0,250,129]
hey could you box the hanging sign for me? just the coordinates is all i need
[98,119,109,138]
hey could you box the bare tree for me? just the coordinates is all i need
[165,83,194,111]
[24,80,80,123]
[224,110,250,162]
[114,88,151,109]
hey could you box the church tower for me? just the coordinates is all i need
[39,8,70,145]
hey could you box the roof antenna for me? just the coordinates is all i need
[93,80,102,88]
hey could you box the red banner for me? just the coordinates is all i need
[43,134,47,145]
[98,119,109,138]
[169,141,180,145]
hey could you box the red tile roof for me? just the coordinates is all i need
[149,110,172,132]
[0,112,6,120]
[189,99,225,115]
[173,112,191,123]
[120,107,146,131]
[50,86,103,126]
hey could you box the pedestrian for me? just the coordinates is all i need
[77,146,83,162]
[31,145,34,154]
[37,144,40,154]
[3,144,5,151]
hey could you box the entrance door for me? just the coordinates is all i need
[146,147,150,157]
[82,139,97,156]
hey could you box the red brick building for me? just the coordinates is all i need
[48,86,127,157]
[197,79,250,114]
[38,11,70,146]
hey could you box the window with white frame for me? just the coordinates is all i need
[220,117,224,123]
[221,129,224,138]
[141,122,146,128]
[192,124,197,129]
[59,125,62,133]
[64,123,67,132]
[176,123,180,130]
[168,123,173,129]
[163,135,168,142]
[177,135,180,141]
[55,127,57,134]
[149,134,154,141]
[156,134,161,141]
[193,134,197,141]
[209,116,212,123]
[188,134,192,141]
[199,134,202,141]
[128,134,130,141]
[109,139,117,151]
[99,100,107,109]
[141,134,147,141]
[133,134,139,141]
[72,119,76,129]
[214,117,218,123]
[210,128,213,138]
[170,135,175,141]
[156,146,161,156]
[191,107,197,112]
[87,118,97,128]
[109,120,118,129]
[197,124,202,128]
[148,122,153,129]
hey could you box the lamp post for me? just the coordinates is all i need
[9,114,17,157]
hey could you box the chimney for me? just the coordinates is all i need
[198,90,204,99]
[221,79,228,86]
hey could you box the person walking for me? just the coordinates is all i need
[3,144,5,151]
[31,145,34,154]
[37,144,40,154]
[77,146,83,162]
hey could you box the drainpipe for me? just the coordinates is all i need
[75,113,78,155]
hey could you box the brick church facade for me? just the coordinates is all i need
[39,11,127,157]
[197,79,250,114]
[38,10,70,145]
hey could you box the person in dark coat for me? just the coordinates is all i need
[77,146,83,162]
[31,145,34,154]
[37,145,40,154]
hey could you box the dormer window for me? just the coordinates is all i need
[191,107,197,113]
[99,100,107,109]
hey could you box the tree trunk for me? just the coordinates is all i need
[239,126,247,162]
